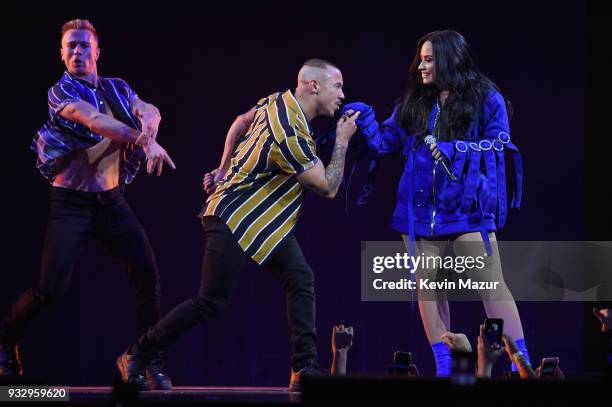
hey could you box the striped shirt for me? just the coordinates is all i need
[32,71,144,184]
[201,90,318,264]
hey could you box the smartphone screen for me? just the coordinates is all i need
[451,351,476,385]
[540,357,559,376]
[484,318,504,350]
[393,351,412,366]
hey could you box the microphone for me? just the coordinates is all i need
[424,135,457,182]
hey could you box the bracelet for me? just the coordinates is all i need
[511,351,531,368]
[511,350,523,360]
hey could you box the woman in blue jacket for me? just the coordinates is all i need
[345,30,528,376]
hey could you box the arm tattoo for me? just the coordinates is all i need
[325,142,348,195]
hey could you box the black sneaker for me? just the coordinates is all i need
[289,362,329,392]
[116,351,149,391]
[0,343,22,377]
[146,354,172,390]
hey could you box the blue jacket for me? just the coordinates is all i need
[344,88,522,254]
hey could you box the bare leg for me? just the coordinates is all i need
[403,235,455,376]
[403,235,451,343]
[453,232,524,339]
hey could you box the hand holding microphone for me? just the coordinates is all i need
[424,135,457,182]
[336,109,361,146]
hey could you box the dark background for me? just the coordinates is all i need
[1,0,594,386]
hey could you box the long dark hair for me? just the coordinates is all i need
[397,30,512,141]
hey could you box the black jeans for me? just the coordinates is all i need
[131,216,318,370]
[0,186,161,345]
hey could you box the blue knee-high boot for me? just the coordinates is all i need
[432,342,452,376]
[511,338,531,371]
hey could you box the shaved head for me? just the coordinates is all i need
[294,58,344,120]
[298,65,328,83]
[297,58,339,84]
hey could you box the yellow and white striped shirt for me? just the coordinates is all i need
[201,90,318,264]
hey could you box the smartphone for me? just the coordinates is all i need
[451,351,476,385]
[388,351,412,376]
[539,357,559,377]
[393,351,412,366]
[484,318,504,350]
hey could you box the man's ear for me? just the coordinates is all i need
[95,47,101,61]
[309,80,319,95]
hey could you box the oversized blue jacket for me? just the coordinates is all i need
[344,88,522,254]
